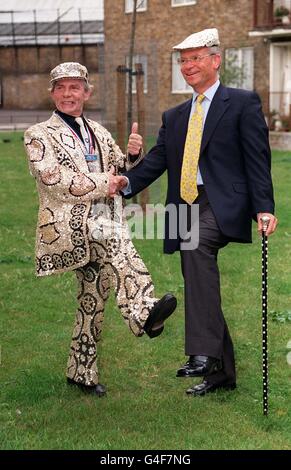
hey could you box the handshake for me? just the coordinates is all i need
[108,169,128,197]
[108,121,142,198]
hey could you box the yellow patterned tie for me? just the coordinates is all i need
[180,94,205,205]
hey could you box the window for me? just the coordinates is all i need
[126,54,148,93]
[270,43,291,118]
[171,0,197,6]
[224,47,254,90]
[125,0,147,13]
[172,52,192,93]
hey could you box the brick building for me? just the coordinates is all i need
[0,0,104,112]
[104,0,291,134]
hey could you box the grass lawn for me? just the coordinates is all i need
[0,131,291,450]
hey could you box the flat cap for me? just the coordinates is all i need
[173,28,220,50]
[50,62,89,84]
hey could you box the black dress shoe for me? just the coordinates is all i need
[67,378,106,397]
[186,380,236,396]
[176,355,222,377]
[143,293,177,338]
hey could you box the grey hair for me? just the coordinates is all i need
[208,45,222,71]
[209,45,221,55]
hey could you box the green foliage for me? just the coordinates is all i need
[271,310,291,323]
[220,53,246,88]
[274,6,290,17]
[1,133,291,450]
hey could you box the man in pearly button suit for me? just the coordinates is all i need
[24,62,176,396]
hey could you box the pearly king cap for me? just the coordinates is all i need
[173,28,220,50]
[50,62,89,84]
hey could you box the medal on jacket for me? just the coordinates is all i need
[84,134,101,173]
[75,117,102,173]
[85,153,101,173]
[79,127,101,173]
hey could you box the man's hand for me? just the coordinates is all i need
[108,167,127,197]
[257,212,278,236]
[127,122,143,155]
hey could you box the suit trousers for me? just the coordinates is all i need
[66,236,157,386]
[180,188,236,385]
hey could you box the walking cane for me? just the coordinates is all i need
[261,215,271,416]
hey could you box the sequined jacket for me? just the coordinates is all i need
[24,113,141,277]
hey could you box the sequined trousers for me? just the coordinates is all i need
[66,237,157,386]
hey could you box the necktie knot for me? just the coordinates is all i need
[197,94,205,104]
[75,116,84,129]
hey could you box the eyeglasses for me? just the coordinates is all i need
[177,53,216,66]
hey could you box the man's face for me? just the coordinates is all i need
[179,47,221,93]
[50,78,91,116]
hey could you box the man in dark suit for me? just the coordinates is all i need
[119,28,278,396]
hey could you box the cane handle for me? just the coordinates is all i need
[261,215,271,233]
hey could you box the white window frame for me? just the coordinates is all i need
[270,42,291,117]
[125,0,147,13]
[171,52,192,94]
[224,47,254,91]
[171,0,197,7]
[126,54,148,93]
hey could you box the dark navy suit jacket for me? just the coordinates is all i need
[124,84,275,253]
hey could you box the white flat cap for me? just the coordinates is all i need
[50,62,89,84]
[173,28,220,50]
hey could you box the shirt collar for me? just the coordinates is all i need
[55,109,84,127]
[192,80,220,104]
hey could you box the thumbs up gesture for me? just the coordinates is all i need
[127,122,143,156]
[131,122,139,134]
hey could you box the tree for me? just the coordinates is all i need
[127,0,138,137]
[220,52,246,88]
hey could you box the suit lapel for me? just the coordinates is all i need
[200,84,230,154]
[48,113,88,172]
[173,86,230,163]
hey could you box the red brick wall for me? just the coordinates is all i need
[2,72,102,110]
[0,45,104,110]
[104,0,268,134]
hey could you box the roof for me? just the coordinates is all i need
[0,0,103,45]
[0,0,103,22]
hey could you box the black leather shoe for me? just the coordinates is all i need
[176,355,222,377]
[67,378,106,397]
[143,293,177,338]
[186,380,236,396]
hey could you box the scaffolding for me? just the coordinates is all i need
[0,8,104,46]
[0,6,105,113]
